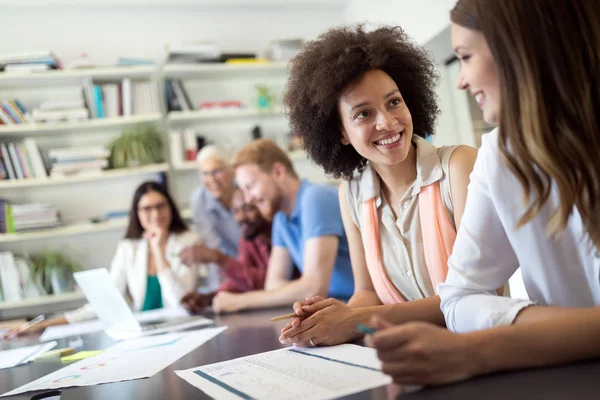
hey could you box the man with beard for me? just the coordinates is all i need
[180,188,273,311]
[211,139,354,314]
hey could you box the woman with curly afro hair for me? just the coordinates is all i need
[278,25,480,348]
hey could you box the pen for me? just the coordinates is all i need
[356,324,377,335]
[3,315,46,339]
[270,312,298,322]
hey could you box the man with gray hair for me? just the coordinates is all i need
[183,145,241,289]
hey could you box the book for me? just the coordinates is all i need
[93,85,104,119]
[0,152,7,179]
[169,131,184,165]
[23,138,48,179]
[1,103,20,123]
[0,252,23,302]
[13,99,28,115]
[165,80,182,112]
[0,108,13,125]
[38,99,83,111]
[0,199,5,233]
[15,257,41,299]
[16,144,33,178]
[31,108,89,123]
[7,100,26,122]
[8,143,24,179]
[82,78,96,119]
[0,144,16,179]
[117,57,155,66]
[121,78,132,117]
[3,64,51,72]
[183,129,197,161]
[101,84,119,118]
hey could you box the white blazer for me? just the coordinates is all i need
[65,231,201,323]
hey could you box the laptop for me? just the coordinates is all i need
[73,269,213,340]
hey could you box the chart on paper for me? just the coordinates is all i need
[2,327,226,397]
[176,344,392,400]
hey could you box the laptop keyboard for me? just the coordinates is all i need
[140,317,202,331]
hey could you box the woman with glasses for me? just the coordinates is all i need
[4,181,199,338]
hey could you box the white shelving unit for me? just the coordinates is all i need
[0,62,335,315]
[0,163,169,189]
[0,291,87,320]
[163,62,288,79]
[0,113,162,136]
[0,66,158,85]
[0,207,192,244]
[168,107,284,122]
[0,291,84,311]
[172,150,307,171]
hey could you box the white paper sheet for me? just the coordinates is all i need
[0,341,57,370]
[2,326,226,397]
[39,307,198,342]
[176,344,392,400]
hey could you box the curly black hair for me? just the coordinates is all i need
[284,25,439,180]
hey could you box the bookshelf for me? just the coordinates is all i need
[0,291,86,320]
[0,218,128,243]
[0,62,336,312]
[0,207,192,244]
[0,66,158,85]
[172,150,307,172]
[0,163,169,189]
[0,113,162,136]
[168,107,284,122]
[163,62,288,79]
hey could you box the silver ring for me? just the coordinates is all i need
[309,337,316,347]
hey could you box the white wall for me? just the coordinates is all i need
[344,0,457,44]
[1,2,345,65]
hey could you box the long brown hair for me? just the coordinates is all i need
[125,181,187,239]
[452,0,600,249]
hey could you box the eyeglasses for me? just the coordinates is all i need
[200,168,226,179]
[138,202,169,214]
[232,203,255,214]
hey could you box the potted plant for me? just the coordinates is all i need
[255,84,274,110]
[30,250,81,295]
[107,124,164,169]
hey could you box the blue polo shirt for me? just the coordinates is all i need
[272,180,354,300]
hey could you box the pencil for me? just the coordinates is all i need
[4,315,45,339]
[270,312,298,322]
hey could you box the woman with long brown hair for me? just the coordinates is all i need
[365,0,600,385]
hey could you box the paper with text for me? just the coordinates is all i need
[176,344,392,400]
[2,327,226,397]
[0,341,57,370]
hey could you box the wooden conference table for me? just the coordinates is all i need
[1,307,599,400]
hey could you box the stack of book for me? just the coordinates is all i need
[83,78,159,119]
[0,99,30,125]
[49,146,110,178]
[0,51,62,73]
[31,99,88,124]
[0,139,48,180]
[166,41,221,64]
[0,200,60,233]
[0,251,45,303]
[265,39,304,61]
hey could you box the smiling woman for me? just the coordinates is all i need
[278,24,480,349]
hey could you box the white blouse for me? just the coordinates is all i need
[65,231,200,323]
[346,136,458,300]
[439,128,600,333]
